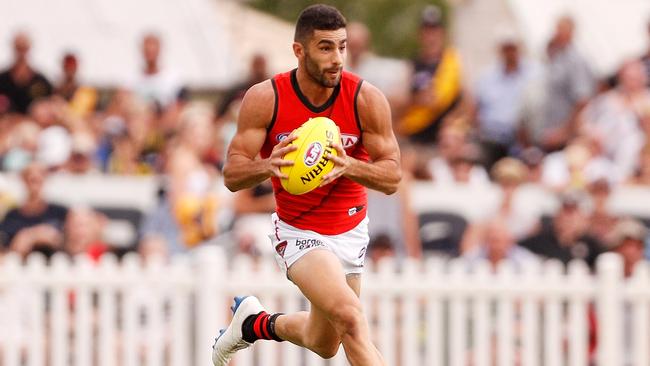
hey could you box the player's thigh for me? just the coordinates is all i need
[288,249,361,318]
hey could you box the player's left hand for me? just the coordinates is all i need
[320,142,352,187]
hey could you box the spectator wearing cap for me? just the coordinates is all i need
[520,16,595,152]
[0,32,53,114]
[519,190,605,269]
[578,59,648,182]
[473,27,538,170]
[606,218,648,278]
[398,5,465,145]
[0,162,68,257]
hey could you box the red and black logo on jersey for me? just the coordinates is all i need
[275,241,288,257]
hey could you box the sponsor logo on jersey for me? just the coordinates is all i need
[304,142,323,167]
[341,134,359,149]
[275,241,287,257]
[348,205,365,216]
[296,238,324,250]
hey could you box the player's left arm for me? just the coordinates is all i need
[321,82,402,194]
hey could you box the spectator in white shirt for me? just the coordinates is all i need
[131,33,181,108]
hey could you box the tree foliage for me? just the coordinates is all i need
[246,0,447,59]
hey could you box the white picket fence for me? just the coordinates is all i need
[0,248,647,366]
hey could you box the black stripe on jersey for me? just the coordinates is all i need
[353,79,364,132]
[267,78,279,132]
[290,68,341,113]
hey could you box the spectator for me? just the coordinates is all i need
[578,59,648,181]
[131,33,181,108]
[346,21,410,117]
[627,143,650,185]
[106,131,152,175]
[473,27,537,169]
[0,32,53,114]
[428,121,489,185]
[606,218,648,278]
[63,133,98,174]
[366,234,396,264]
[490,157,538,239]
[0,162,68,257]
[585,175,617,246]
[167,104,220,247]
[397,5,465,144]
[139,183,184,257]
[216,53,269,121]
[54,52,97,119]
[604,218,649,366]
[63,206,109,262]
[520,146,545,184]
[0,174,15,221]
[230,180,276,257]
[2,120,40,171]
[520,16,595,152]
[55,53,80,101]
[519,191,604,268]
[541,136,616,191]
[463,217,538,272]
[367,146,422,259]
[214,55,269,167]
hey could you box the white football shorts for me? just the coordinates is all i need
[268,212,370,276]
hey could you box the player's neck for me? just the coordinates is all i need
[295,67,335,107]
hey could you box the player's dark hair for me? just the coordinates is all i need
[294,4,347,44]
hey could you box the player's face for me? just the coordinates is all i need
[303,28,347,88]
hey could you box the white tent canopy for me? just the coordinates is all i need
[454,0,650,82]
[0,0,296,89]
[507,0,650,77]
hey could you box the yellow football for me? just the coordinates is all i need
[280,117,340,195]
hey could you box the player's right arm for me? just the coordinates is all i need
[223,80,297,192]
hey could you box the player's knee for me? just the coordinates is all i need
[312,341,340,359]
[304,330,340,359]
[329,300,364,337]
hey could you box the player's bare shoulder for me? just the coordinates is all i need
[355,80,392,132]
[239,79,276,129]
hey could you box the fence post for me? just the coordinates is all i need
[194,246,226,366]
[596,253,623,366]
[1,254,22,366]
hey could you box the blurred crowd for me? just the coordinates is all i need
[1,6,650,277]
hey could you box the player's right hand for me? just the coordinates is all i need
[267,133,298,179]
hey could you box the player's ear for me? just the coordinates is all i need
[292,42,304,59]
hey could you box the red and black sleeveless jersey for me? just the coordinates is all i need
[260,69,369,235]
